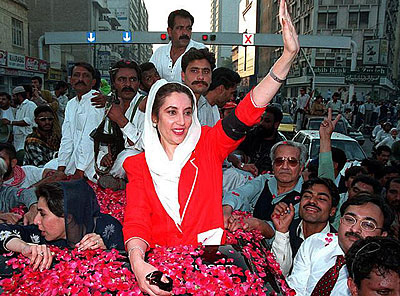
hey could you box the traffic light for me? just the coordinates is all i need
[201,34,217,42]
[160,33,167,40]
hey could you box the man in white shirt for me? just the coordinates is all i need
[287,194,393,296]
[327,92,343,117]
[56,62,104,182]
[0,92,14,144]
[295,87,310,130]
[1,86,36,154]
[96,60,146,190]
[52,81,69,126]
[150,9,205,82]
[375,122,392,144]
[271,177,339,276]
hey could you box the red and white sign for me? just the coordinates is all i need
[25,56,39,71]
[39,60,48,73]
[242,33,254,46]
[0,50,7,67]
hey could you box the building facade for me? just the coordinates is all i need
[0,0,49,93]
[26,0,120,86]
[210,0,240,68]
[108,0,152,65]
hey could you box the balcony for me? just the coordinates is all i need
[98,20,111,31]
[92,0,111,13]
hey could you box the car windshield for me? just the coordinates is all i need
[308,119,346,134]
[281,114,293,124]
[310,139,366,160]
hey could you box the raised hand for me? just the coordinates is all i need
[271,202,295,233]
[279,0,300,57]
[319,108,341,140]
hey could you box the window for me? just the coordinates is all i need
[348,12,369,29]
[327,13,337,29]
[12,18,23,47]
[348,12,358,28]
[359,12,369,28]
[318,12,337,29]
[318,13,327,29]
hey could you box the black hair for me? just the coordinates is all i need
[208,67,241,92]
[72,62,96,79]
[346,236,400,288]
[152,83,194,120]
[181,48,216,73]
[167,9,194,28]
[301,177,340,207]
[351,174,382,195]
[264,106,283,123]
[31,76,42,85]
[344,166,368,182]
[376,145,391,156]
[0,143,17,160]
[0,92,11,101]
[34,105,54,117]
[55,81,68,90]
[332,147,347,172]
[385,177,400,190]
[93,69,101,91]
[110,60,142,83]
[361,158,385,179]
[22,85,32,97]
[383,166,399,177]
[332,92,340,98]
[340,193,394,232]
[139,62,156,73]
[35,183,64,217]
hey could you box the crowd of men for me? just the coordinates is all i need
[0,8,399,295]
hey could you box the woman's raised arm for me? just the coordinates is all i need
[252,0,299,107]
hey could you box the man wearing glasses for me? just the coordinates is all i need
[287,194,394,295]
[223,140,307,238]
[23,106,60,167]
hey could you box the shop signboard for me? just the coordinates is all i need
[7,52,25,70]
[0,50,7,67]
[25,56,40,71]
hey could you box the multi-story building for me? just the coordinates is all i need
[238,0,399,101]
[210,0,240,68]
[108,0,152,65]
[0,0,49,93]
[26,0,120,86]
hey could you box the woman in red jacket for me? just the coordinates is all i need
[123,1,299,295]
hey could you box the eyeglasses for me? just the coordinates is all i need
[340,214,383,232]
[37,117,54,122]
[273,157,299,167]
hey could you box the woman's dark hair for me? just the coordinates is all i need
[340,193,394,233]
[35,183,64,217]
[346,236,400,288]
[301,177,340,208]
[152,83,194,120]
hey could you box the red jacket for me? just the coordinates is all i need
[123,92,265,248]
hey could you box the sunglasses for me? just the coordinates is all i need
[273,157,299,167]
[37,117,54,122]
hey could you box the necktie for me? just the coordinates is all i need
[311,255,346,296]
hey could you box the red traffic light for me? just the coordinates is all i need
[202,34,208,41]
[160,33,167,40]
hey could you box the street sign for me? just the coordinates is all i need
[87,32,96,43]
[45,31,352,49]
[243,33,254,46]
[345,72,380,84]
[122,31,132,43]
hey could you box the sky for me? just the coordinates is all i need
[143,0,212,32]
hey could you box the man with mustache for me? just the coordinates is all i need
[55,62,104,182]
[150,9,205,82]
[223,140,306,238]
[287,194,393,295]
[23,105,60,167]
[96,60,146,190]
[271,177,339,276]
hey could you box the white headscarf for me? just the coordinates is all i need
[143,79,201,231]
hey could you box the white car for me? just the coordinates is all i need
[292,130,367,163]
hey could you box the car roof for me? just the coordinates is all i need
[296,130,356,141]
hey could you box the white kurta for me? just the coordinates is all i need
[57,90,104,182]
[150,39,205,82]
[13,99,36,151]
